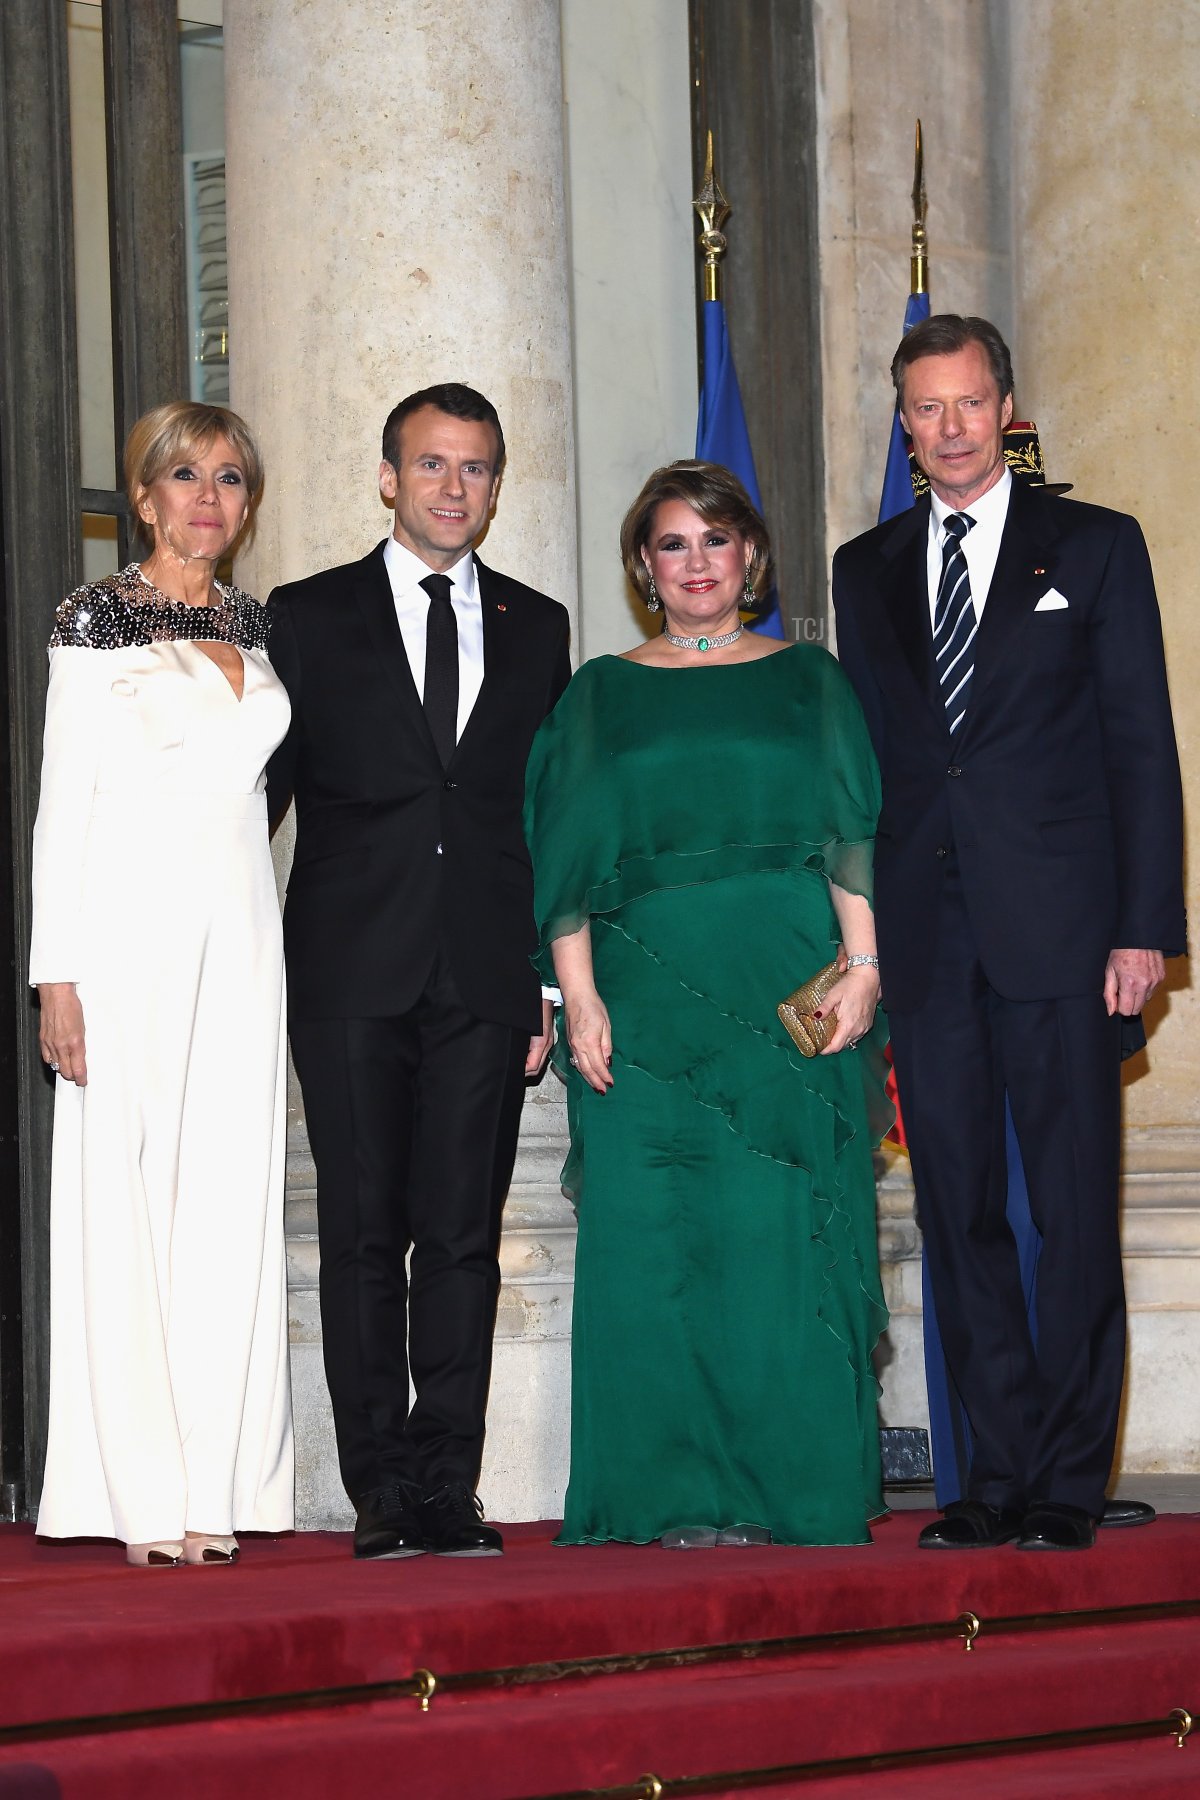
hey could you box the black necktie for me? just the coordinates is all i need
[933,512,977,734]
[420,573,458,766]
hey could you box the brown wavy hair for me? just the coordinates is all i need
[620,461,773,608]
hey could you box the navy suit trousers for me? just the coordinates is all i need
[888,865,1124,1517]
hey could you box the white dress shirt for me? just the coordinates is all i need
[382,535,484,744]
[926,468,1013,624]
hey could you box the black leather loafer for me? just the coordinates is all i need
[1100,1497,1156,1528]
[420,1481,503,1556]
[1017,1500,1096,1551]
[917,1499,1024,1549]
[353,1482,426,1559]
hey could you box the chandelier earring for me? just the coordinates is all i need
[645,571,662,613]
[743,565,755,608]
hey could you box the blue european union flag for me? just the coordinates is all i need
[696,299,783,638]
[878,290,931,523]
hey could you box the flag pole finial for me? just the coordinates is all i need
[694,131,731,304]
[910,119,929,296]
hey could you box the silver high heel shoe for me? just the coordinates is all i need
[716,1524,772,1547]
[126,1541,184,1567]
[183,1533,239,1565]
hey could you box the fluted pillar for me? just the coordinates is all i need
[224,0,578,1524]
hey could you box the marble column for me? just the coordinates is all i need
[224,0,579,1524]
[1011,1,1200,1471]
[226,0,576,600]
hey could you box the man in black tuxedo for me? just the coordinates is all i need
[267,384,571,1558]
[833,316,1185,1551]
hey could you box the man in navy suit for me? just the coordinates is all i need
[267,385,571,1559]
[833,316,1185,1550]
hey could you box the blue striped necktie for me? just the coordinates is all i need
[933,512,976,733]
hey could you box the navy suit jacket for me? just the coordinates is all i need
[832,481,1185,1013]
[266,542,571,1030]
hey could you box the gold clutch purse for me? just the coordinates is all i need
[778,961,842,1058]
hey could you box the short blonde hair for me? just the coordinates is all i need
[619,461,773,608]
[124,402,265,547]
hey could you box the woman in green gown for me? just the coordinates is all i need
[524,462,892,1548]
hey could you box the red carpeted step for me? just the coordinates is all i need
[704,1736,1199,1798]
[0,1612,1195,1797]
[4,1514,1200,1731]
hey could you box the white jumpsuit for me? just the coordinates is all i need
[30,567,294,1543]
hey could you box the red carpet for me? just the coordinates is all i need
[2,1511,1198,1796]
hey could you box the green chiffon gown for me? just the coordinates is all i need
[524,645,892,1547]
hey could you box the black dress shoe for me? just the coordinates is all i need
[1100,1496,1156,1528]
[1017,1500,1096,1551]
[917,1499,1024,1549]
[353,1483,426,1560]
[420,1481,503,1557]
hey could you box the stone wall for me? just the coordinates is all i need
[1011,1,1200,1132]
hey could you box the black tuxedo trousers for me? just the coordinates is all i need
[290,953,528,1496]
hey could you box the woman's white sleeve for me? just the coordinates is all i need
[28,648,107,986]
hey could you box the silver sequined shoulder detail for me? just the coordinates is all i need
[49,564,270,652]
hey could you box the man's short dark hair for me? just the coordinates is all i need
[892,314,1014,407]
[381,383,506,474]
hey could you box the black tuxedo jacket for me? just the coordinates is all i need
[832,482,1185,1012]
[266,542,571,1030]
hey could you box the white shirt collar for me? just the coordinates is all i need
[382,534,478,604]
[929,466,1012,538]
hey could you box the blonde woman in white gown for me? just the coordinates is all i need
[30,402,294,1566]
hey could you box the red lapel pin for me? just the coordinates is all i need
[496,603,507,612]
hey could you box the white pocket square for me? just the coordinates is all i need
[1034,588,1069,611]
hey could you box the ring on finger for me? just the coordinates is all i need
[568,1054,579,1067]
[847,1038,860,1051]
[50,1060,61,1072]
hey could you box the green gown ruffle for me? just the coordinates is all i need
[524,646,891,1546]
